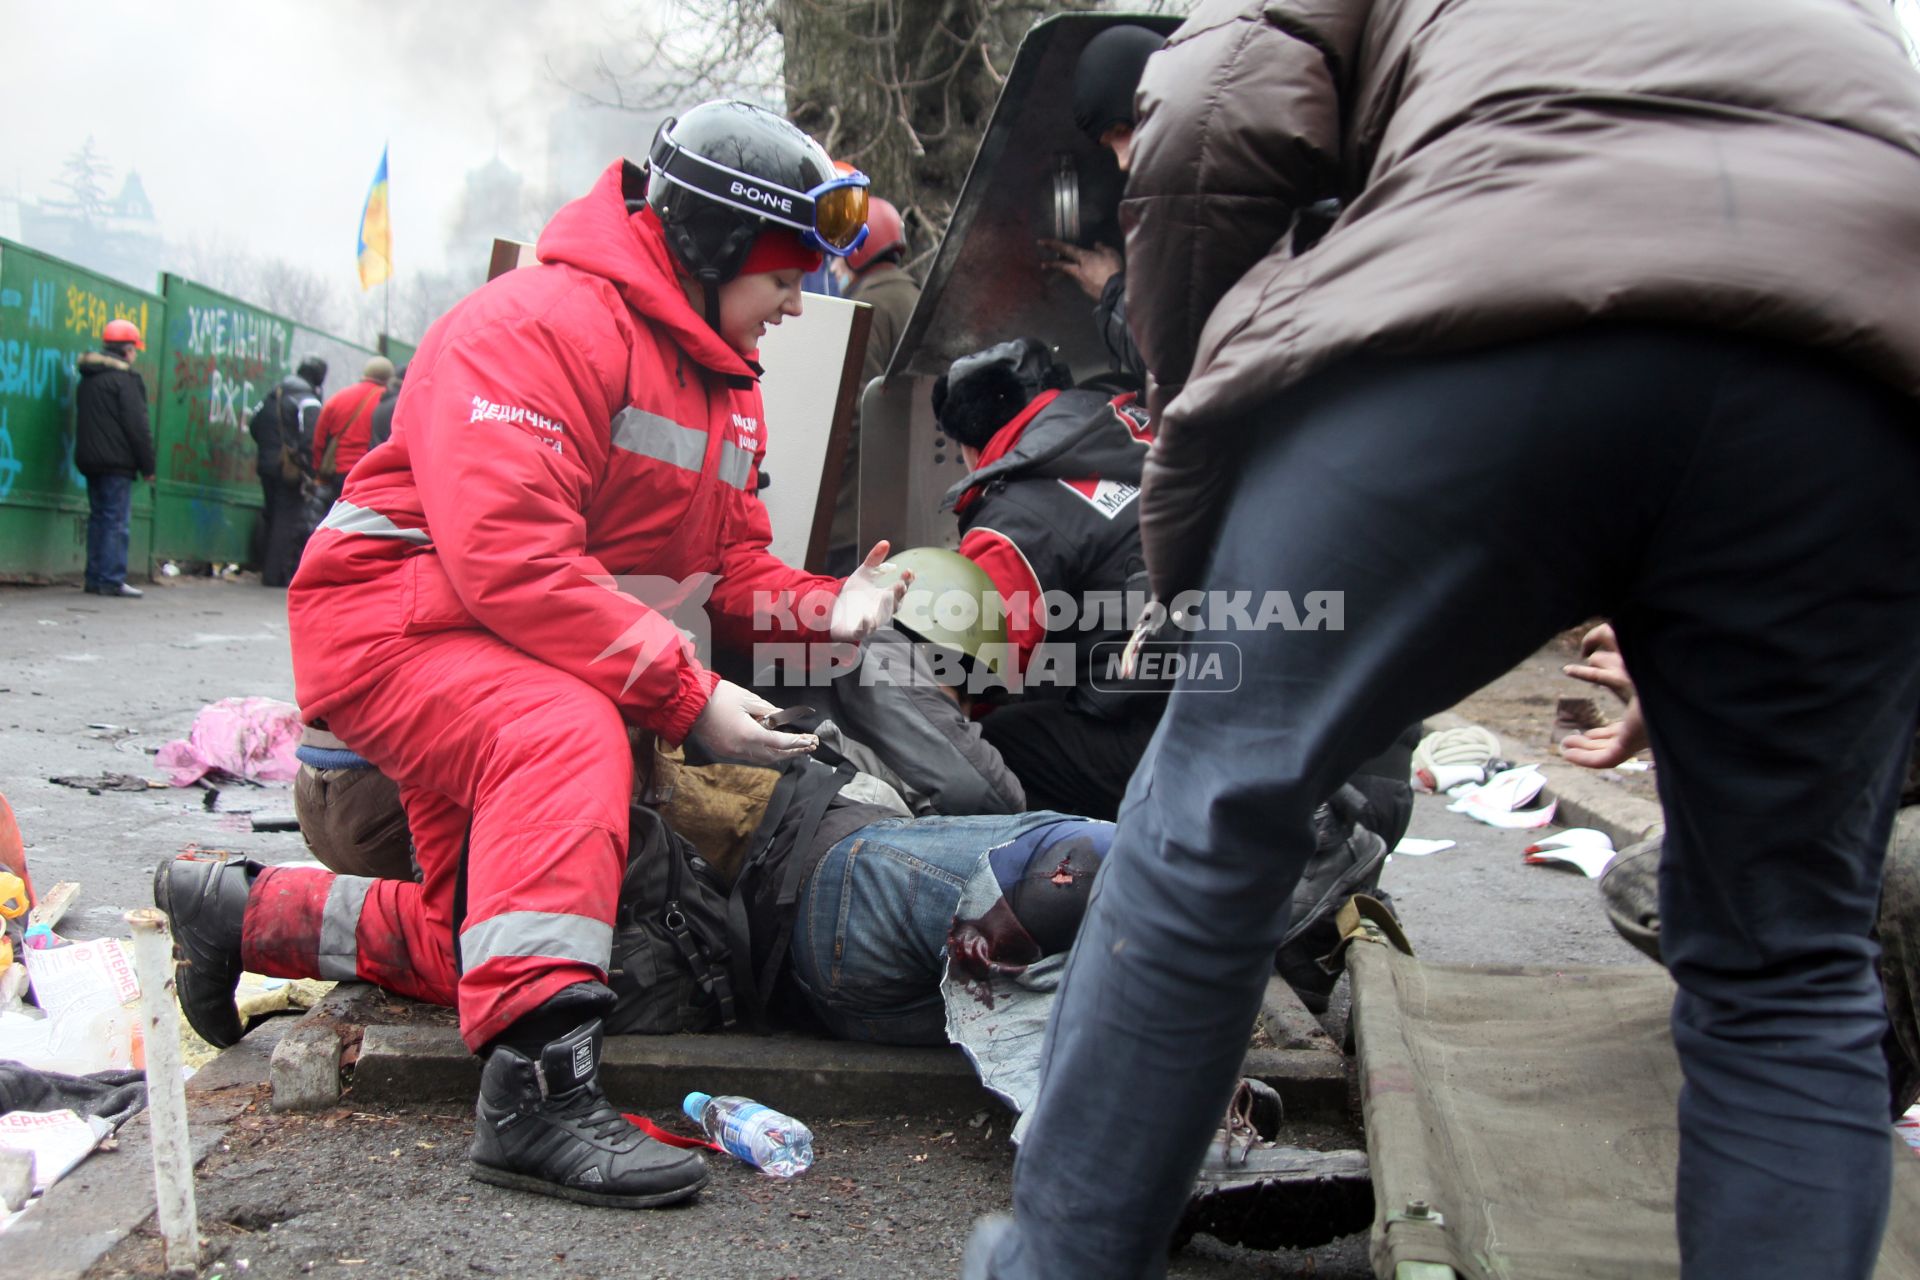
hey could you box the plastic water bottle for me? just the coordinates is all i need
[683,1091,814,1178]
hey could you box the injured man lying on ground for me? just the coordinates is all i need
[154,721,1389,1244]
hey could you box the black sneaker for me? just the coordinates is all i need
[470,1019,709,1208]
[1275,788,1392,1012]
[151,854,261,1047]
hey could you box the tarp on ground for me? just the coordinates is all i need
[1349,937,1920,1279]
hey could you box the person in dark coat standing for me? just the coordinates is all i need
[366,361,406,452]
[249,356,325,588]
[965,3,1920,1278]
[73,319,156,598]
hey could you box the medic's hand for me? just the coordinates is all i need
[829,541,911,645]
[1561,698,1650,770]
[688,680,818,765]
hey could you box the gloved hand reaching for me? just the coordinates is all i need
[829,541,912,645]
[688,680,818,765]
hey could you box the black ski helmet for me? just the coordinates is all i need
[643,102,868,294]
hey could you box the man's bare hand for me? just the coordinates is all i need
[1563,622,1634,705]
[1561,701,1650,769]
[1038,240,1122,301]
[1560,621,1650,766]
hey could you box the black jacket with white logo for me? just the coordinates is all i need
[943,387,1165,720]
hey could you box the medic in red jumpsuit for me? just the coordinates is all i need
[153,102,901,1209]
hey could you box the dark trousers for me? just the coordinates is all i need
[988,327,1920,1279]
[981,699,1160,821]
[83,472,133,590]
[259,475,310,588]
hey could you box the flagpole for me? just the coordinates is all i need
[384,142,392,347]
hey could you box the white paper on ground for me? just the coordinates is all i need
[0,1110,111,1196]
[1527,828,1614,852]
[1896,1104,1920,1156]
[22,939,139,1019]
[1523,842,1616,878]
[1448,765,1558,828]
[1392,838,1457,856]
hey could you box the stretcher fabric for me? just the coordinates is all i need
[1349,940,1920,1279]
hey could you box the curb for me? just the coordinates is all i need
[1426,709,1664,850]
[299,979,1353,1123]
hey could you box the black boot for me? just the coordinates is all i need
[470,1019,709,1208]
[151,854,261,1048]
[1275,788,1392,1012]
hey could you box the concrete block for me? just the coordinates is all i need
[270,1022,343,1111]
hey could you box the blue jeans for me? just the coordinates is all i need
[84,473,133,590]
[789,812,1069,1045]
[984,329,1920,1279]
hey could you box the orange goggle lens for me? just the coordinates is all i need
[813,184,870,252]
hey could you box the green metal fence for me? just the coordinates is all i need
[0,239,382,581]
[0,238,162,581]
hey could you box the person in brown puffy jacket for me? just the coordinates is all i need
[965,3,1920,1278]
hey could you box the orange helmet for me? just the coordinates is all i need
[846,197,904,273]
[102,319,144,351]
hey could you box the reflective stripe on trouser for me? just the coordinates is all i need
[288,627,632,1051]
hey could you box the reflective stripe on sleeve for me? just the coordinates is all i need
[718,439,754,491]
[612,407,705,472]
[612,406,755,491]
[459,911,614,972]
[319,500,433,545]
[317,874,375,981]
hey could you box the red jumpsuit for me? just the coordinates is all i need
[261,160,841,1050]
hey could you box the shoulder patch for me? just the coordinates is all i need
[1059,476,1140,519]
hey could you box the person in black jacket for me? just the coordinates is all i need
[73,319,156,598]
[365,361,406,452]
[248,356,326,588]
[1035,23,1164,388]
[934,338,1167,819]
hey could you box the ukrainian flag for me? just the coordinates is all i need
[357,146,392,290]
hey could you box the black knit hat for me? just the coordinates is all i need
[931,338,1073,450]
[1072,25,1166,144]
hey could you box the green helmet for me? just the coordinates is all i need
[889,547,1008,671]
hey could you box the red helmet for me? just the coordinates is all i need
[845,197,904,273]
[102,319,144,351]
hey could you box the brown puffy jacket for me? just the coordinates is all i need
[1125,0,1920,598]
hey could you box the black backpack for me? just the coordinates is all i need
[606,755,856,1035]
[606,804,741,1034]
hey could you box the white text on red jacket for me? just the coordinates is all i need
[470,396,565,455]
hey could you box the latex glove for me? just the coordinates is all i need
[688,680,817,765]
[829,541,911,645]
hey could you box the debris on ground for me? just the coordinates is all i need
[1446,764,1557,829]
[155,696,302,786]
[1523,828,1618,878]
[47,773,156,794]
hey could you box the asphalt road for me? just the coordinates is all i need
[0,580,1655,1279]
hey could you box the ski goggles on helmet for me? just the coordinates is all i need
[650,124,872,256]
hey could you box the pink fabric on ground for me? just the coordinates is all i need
[155,697,303,786]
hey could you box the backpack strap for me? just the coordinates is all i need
[750,758,857,1014]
